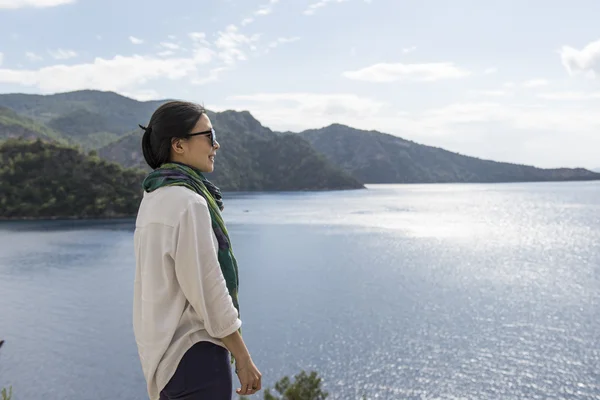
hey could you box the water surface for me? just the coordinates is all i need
[1,182,599,399]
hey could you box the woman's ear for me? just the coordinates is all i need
[171,137,185,155]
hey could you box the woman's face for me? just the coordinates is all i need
[171,113,220,173]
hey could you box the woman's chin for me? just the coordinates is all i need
[191,160,214,173]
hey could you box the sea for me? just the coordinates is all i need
[0,182,599,400]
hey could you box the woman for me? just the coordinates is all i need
[132,101,262,400]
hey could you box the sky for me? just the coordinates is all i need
[0,0,599,170]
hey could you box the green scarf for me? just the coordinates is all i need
[142,162,240,321]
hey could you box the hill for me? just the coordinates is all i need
[98,110,364,192]
[298,124,600,183]
[45,108,122,149]
[1,89,597,187]
[0,138,146,219]
[0,92,360,191]
[0,107,67,144]
[0,90,167,148]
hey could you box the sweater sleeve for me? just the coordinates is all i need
[173,198,242,339]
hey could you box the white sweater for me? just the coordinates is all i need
[133,186,242,400]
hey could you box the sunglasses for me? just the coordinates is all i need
[187,128,217,147]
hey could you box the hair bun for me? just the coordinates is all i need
[141,124,159,169]
[139,124,152,133]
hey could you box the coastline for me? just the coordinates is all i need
[2,179,599,222]
[0,215,136,223]
[0,186,367,222]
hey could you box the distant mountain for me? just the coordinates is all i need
[46,108,122,149]
[209,109,275,138]
[0,89,361,191]
[0,90,165,130]
[298,124,600,183]
[1,89,597,190]
[0,138,146,219]
[0,90,166,148]
[99,110,364,191]
[0,107,68,144]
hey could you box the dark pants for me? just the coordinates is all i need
[159,341,233,400]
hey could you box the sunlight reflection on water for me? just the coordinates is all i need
[0,182,599,399]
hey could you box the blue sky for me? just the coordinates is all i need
[1,0,599,169]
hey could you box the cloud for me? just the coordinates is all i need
[188,32,210,46]
[402,46,417,54]
[219,93,600,168]
[410,101,596,146]
[160,42,181,50]
[192,66,231,85]
[119,89,161,101]
[266,36,301,52]
[224,93,600,136]
[410,102,600,168]
[25,52,43,61]
[303,0,348,15]
[471,79,550,99]
[189,32,206,41]
[0,50,214,99]
[471,90,511,97]
[214,25,260,65]
[0,0,74,9]
[240,0,279,25]
[13,16,280,102]
[522,79,548,88]
[0,53,3,66]
[537,91,600,101]
[559,38,600,78]
[484,67,498,74]
[342,62,470,82]
[255,3,274,15]
[129,36,144,45]
[223,92,387,128]
[157,50,175,57]
[48,49,77,60]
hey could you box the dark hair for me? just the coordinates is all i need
[140,101,206,169]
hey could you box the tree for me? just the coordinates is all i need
[0,340,12,400]
[1,387,12,400]
[238,370,329,400]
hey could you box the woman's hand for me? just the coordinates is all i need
[235,356,262,396]
[220,330,262,395]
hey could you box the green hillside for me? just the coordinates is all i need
[46,108,122,149]
[0,107,66,144]
[0,138,145,219]
[0,90,165,130]
[298,124,600,183]
[0,90,167,148]
[1,89,598,190]
[98,111,364,192]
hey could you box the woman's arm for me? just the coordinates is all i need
[173,199,262,395]
[173,199,241,338]
[220,330,250,362]
[221,330,262,396]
